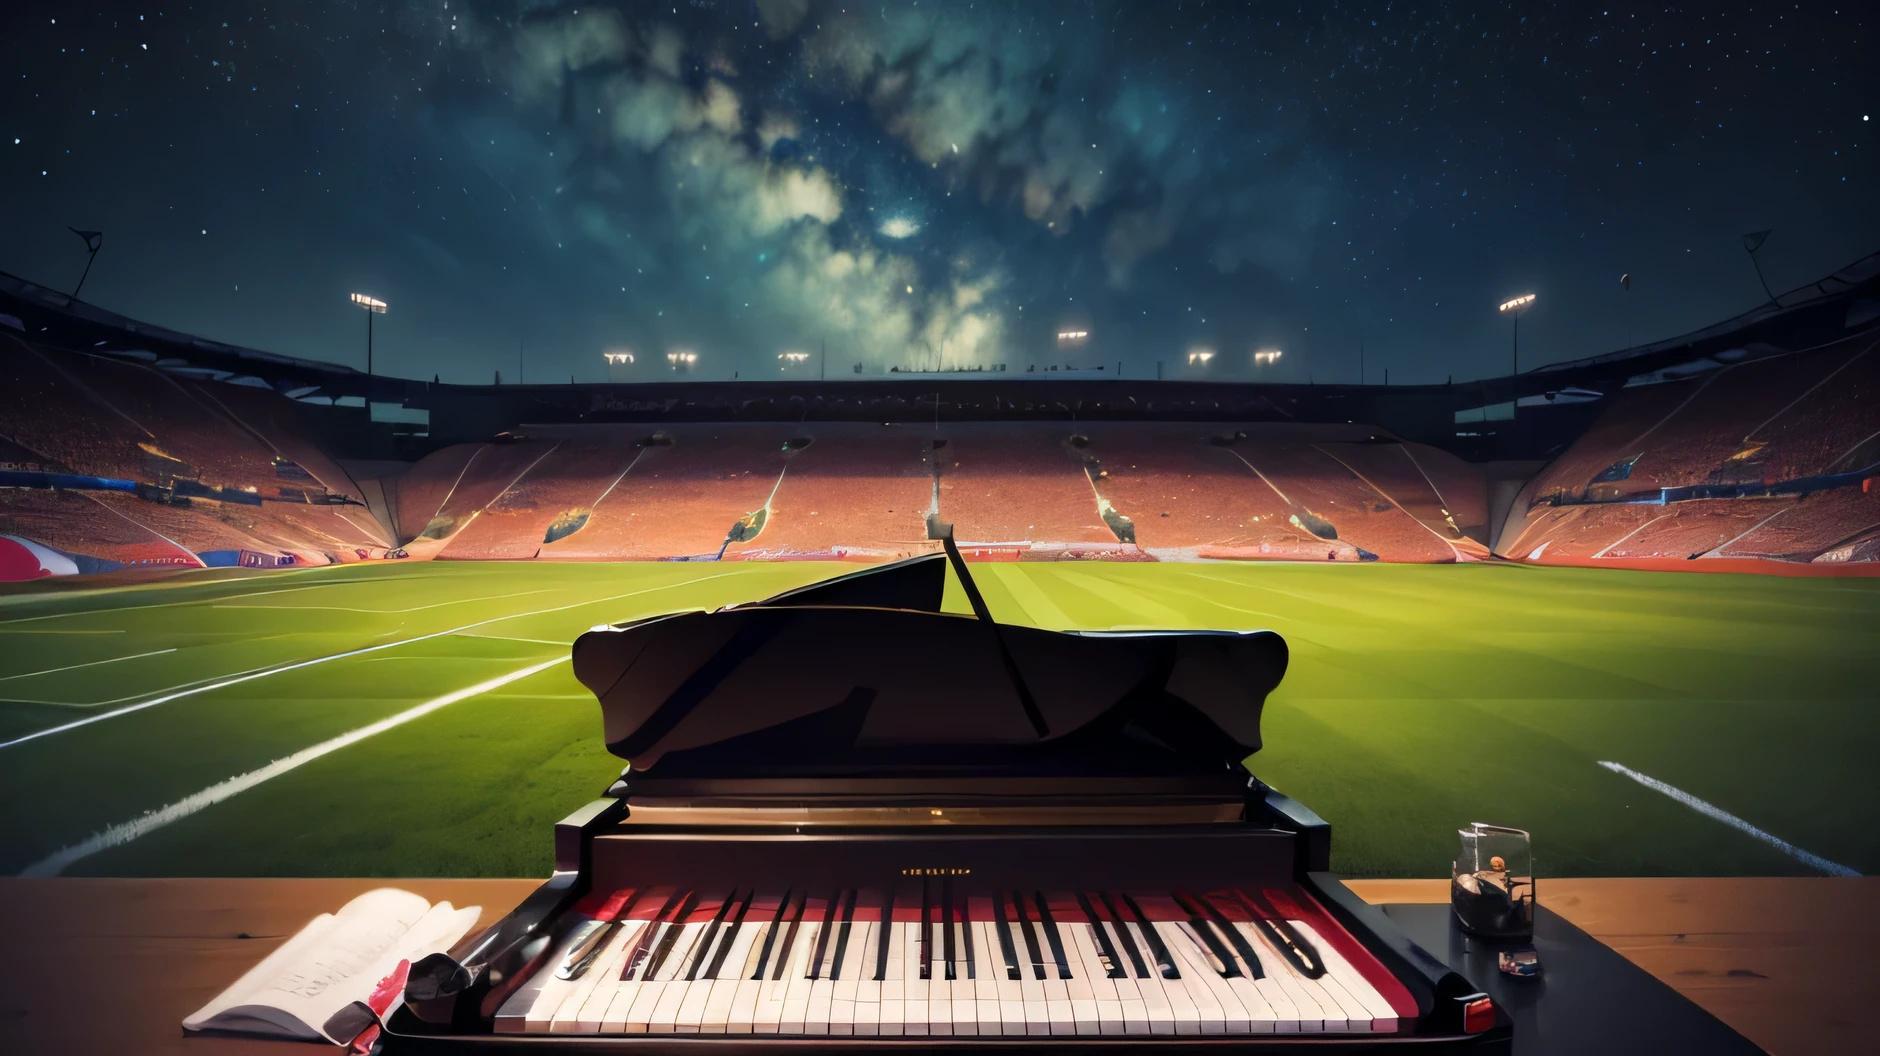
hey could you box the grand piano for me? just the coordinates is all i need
[389,539,1510,1050]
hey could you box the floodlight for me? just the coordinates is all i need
[1254,348,1282,365]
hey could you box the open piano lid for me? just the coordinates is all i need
[572,538,1288,779]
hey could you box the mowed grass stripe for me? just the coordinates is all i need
[0,563,838,873]
[4,560,1877,879]
[23,657,571,877]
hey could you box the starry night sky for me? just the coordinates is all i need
[2,1,1874,387]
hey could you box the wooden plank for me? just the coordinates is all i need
[0,878,536,1056]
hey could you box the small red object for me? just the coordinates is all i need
[1462,995,1497,1034]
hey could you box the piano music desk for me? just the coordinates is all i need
[0,876,1869,1056]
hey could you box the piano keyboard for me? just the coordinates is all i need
[497,885,1404,1036]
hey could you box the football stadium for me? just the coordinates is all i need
[3,252,1876,885]
[5,5,1880,1048]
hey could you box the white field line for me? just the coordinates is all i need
[1597,761,1860,877]
[0,572,741,749]
[0,581,353,625]
[211,587,557,614]
[19,656,569,877]
[0,649,177,683]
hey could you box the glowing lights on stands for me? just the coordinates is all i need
[778,351,809,362]
[602,351,634,364]
[1187,348,1215,365]
[349,293,387,314]
[1253,348,1283,366]
[1056,329,1089,347]
[1498,293,1537,313]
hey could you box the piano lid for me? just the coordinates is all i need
[571,544,1287,777]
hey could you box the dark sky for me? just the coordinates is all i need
[3,1,1874,386]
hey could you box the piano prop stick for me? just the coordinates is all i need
[394,551,1508,1047]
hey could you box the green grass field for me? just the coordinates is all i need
[1,560,1875,880]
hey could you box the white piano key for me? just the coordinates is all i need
[649,922,707,1032]
[1237,921,1331,1031]
[1040,950,1074,1035]
[1212,929,1277,1035]
[674,922,723,1032]
[594,921,664,1033]
[972,922,1003,1035]
[549,918,643,1033]
[706,916,763,1029]
[751,925,790,1035]
[878,915,905,1037]
[1289,932,1371,1032]
[725,921,771,1035]
[1290,920,1400,1031]
[1161,922,1238,1035]
[950,922,978,1036]
[781,921,818,1034]
[1081,922,1145,1036]
[1061,920,1102,1035]
[850,920,878,1036]
[1132,920,1199,1035]
[500,917,613,1033]
[1231,921,1303,1032]
[806,926,837,1037]
[990,918,1026,1036]
[901,922,929,1036]
[1015,928,1048,1036]
[699,914,763,1034]
[831,918,862,1037]
[1122,922,1176,1036]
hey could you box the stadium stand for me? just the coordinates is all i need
[720,423,935,561]
[934,423,1125,554]
[0,335,392,576]
[380,421,1490,564]
[5,250,1876,578]
[1500,329,1880,567]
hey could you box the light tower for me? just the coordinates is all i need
[1498,292,1537,418]
[350,293,387,376]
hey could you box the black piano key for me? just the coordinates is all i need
[1172,891,1240,978]
[809,890,840,980]
[686,890,739,982]
[703,889,754,980]
[770,890,809,982]
[960,890,976,980]
[1032,891,1073,980]
[1096,891,1150,979]
[993,891,1022,981]
[919,878,932,981]
[873,889,894,982]
[1195,892,1264,980]
[1013,890,1046,981]
[621,889,685,981]
[1236,889,1325,979]
[941,877,956,981]
[1119,892,1180,980]
[829,889,858,981]
[1075,892,1127,979]
[643,889,701,980]
[751,888,792,981]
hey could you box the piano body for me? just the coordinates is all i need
[390,541,1510,1050]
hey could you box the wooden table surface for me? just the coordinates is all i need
[0,876,1871,1055]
